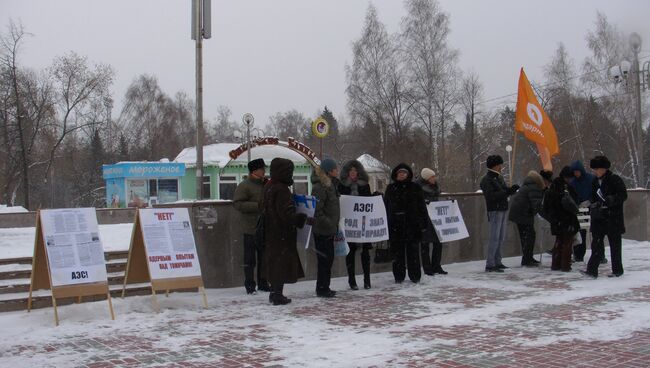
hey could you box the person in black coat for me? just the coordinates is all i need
[415,168,447,275]
[384,163,429,283]
[479,155,520,272]
[508,170,545,266]
[338,159,373,290]
[543,167,580,272]
[583,156,628,278]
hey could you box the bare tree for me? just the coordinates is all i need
[460,71,483,188]
[269,109,309,141]
[401,0,459,168]
[46,52,113,175]
[346,4,413,161]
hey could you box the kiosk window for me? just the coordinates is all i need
[219,175,237,200]
[202,176,211,199]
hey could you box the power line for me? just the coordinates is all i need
[476,54,650,107]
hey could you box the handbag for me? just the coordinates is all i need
[333,228,349,256]
[374,241,393,263]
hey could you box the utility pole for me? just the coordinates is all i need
[192,0,211,199]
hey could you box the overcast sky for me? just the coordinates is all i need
[2,0,650,130]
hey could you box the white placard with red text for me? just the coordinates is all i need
[138,208,202,279]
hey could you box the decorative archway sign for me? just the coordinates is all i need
[227,137,321,167]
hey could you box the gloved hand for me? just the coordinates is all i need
[305,216,315,225]
[507,185,520,195]
[372,191,383,196]
[579,200,591,208]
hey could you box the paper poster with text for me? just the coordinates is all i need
[139,208,202,279]
[426,200,469,242]
[339,195,389,242]
[294,194,316,249]
[40,208,109,286]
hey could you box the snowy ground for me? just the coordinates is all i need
[1,241,650,367]
[0,223,133,258]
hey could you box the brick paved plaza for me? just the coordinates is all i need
[1,241,650,367]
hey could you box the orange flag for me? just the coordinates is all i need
[515,68,559,170]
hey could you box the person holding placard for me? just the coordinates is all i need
[233,158,271,295]
[416,168,447,276]
[310,158,341,298]
[544,167,580,272]
[262,158,308,305]
[384,163,429,284]
[338,159,373,290]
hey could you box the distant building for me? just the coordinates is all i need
[356,154,391,192]
[174,140,314,200]
[102,161,186,208]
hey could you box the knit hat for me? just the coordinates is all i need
[420,168,436,181]
[486,155,504,169]
[320,158,338,173]
[247,158,265,172]
[559,166,574,179]
[539,170,553,182]
[590,155,611,169]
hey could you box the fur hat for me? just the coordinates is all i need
[247,158,265,172]
[590,155,611,169]
[420,168,436,181]
[486,155,504,169]
[559,166,574,179]
[539,170,553,182]
[320,158,338,173]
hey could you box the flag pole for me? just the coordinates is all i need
[509,131,518,186]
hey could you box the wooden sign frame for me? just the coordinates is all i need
[27,210,115,326]
[121,210,208,312]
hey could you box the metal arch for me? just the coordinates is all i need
[218,138,321,175]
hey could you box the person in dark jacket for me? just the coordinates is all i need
[384,163,429,283]
[415,168,447,275]
[508,170,545,266]
[233,158,270,294]
[570,160,598,262]
[261,158,308,305]
[338,159,373,290]
[582,156,628,279]
[479,155,520,272]
[311,158,341,298]
[544,167,580,272]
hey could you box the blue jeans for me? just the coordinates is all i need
[486,211,507,268]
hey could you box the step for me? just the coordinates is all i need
[0,285,199,313]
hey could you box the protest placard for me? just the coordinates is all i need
[122,208,207,311]
[28,208,114,326]
[339,195,389,242]
[426,200,470,242]
[294,194,316,249]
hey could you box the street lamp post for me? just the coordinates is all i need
[505,145,513,185]
[630,33,645,187]
[242,113,254,163]
[610,32,648,187]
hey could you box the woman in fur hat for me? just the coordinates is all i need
[338,159,373,289]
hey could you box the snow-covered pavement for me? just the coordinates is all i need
[1,241,650,367]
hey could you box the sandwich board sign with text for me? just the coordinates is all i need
[426,200,469,242]
[28,208,115,326]
[122,207,207,311]
[339,195,389,242]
